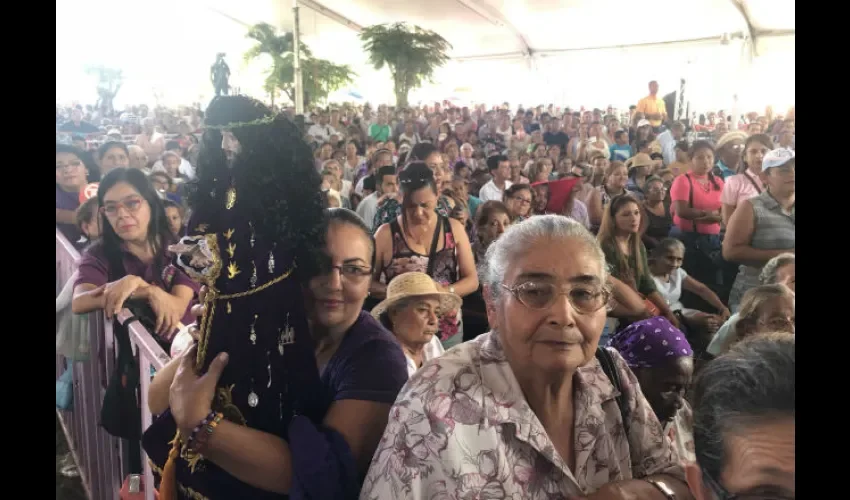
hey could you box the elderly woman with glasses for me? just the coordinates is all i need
[361,215,692,500]
[502,183,534,222]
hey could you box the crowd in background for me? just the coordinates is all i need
[56,82,794,499]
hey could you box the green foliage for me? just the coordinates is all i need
[245,23,353,107]
[359,22,452,107]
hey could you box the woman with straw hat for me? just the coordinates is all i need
[372,272,462,376]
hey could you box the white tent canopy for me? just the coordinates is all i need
[56,0,794,112]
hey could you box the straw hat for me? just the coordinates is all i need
[625,153,653,170]
[371,272,462,319]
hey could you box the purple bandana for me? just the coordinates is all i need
[608,317,693,368]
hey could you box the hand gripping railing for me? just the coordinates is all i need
[56,229,170,500]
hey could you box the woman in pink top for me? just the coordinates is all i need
[669,141,725,290]
[720,134,774,225]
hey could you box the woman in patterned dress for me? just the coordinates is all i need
[361,215,693,500]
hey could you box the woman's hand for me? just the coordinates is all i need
[103,275,148,319]
[147,286,185,340]
[718,307,732,322]
[170,344,229,436]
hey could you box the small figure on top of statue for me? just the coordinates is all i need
[211,53,231,97]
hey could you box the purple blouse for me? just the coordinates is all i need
[320,310,408,407]
[74,243,200,325]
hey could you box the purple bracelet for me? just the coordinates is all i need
[185,410,218,453]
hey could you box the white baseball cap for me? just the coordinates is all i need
[762,148,795,172]
[637,119,651,128]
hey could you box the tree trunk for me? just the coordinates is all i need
[394,86,408,108]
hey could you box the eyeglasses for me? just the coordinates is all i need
[510,196,532,206]
[701,466,794,500]
[501,281,610,314]
[320,263,373,281]
[100,197,144,218]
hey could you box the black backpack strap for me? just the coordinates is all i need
[596,346,630,436]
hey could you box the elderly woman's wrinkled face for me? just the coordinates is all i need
[635,356,693,424]
[307,221,373,331]
[56,152,88,191]
[221,131,241,164]
[389,298,440,348]
[489,236,608,374]
[757,296,795,334]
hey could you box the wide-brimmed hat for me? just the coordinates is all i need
[371,272,462,319]
[625,153,653,170]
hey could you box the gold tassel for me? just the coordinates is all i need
[158,439,181,500]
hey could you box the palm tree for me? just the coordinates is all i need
[360,23,452,108]
[245,23,353,108]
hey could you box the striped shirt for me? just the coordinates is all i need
[729,191,795,310]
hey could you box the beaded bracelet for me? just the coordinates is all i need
[193,412,223,456]
[184,411,220,456]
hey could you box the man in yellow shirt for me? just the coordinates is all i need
[636,80,667,129]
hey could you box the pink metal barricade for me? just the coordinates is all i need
[56,229,169,500]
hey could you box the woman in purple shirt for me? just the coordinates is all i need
[71,167,199,340]
[149,208,408,498]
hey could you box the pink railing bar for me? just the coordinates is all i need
[57,229,172,500]
[118,310,170,500]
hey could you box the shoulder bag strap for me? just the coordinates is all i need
[596,347,630,436]
[743,170,762,194]
[425,216,446,277]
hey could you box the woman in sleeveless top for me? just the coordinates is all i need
[723,149,795,312]
[373,162,478,349]
[641,176,673,250]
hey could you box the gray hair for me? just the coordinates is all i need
[692,334,795,480]
[760,253,795,285]
[479,214,607,301]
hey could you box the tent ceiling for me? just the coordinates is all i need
[275,0,793,60]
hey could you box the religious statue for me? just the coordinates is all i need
[142,95,328,499]
[210,53,231,97]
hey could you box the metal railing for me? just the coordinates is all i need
[56,229,170,500]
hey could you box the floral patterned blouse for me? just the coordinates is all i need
[360,332,685,499]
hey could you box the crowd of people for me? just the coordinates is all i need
[56,84,794,499]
